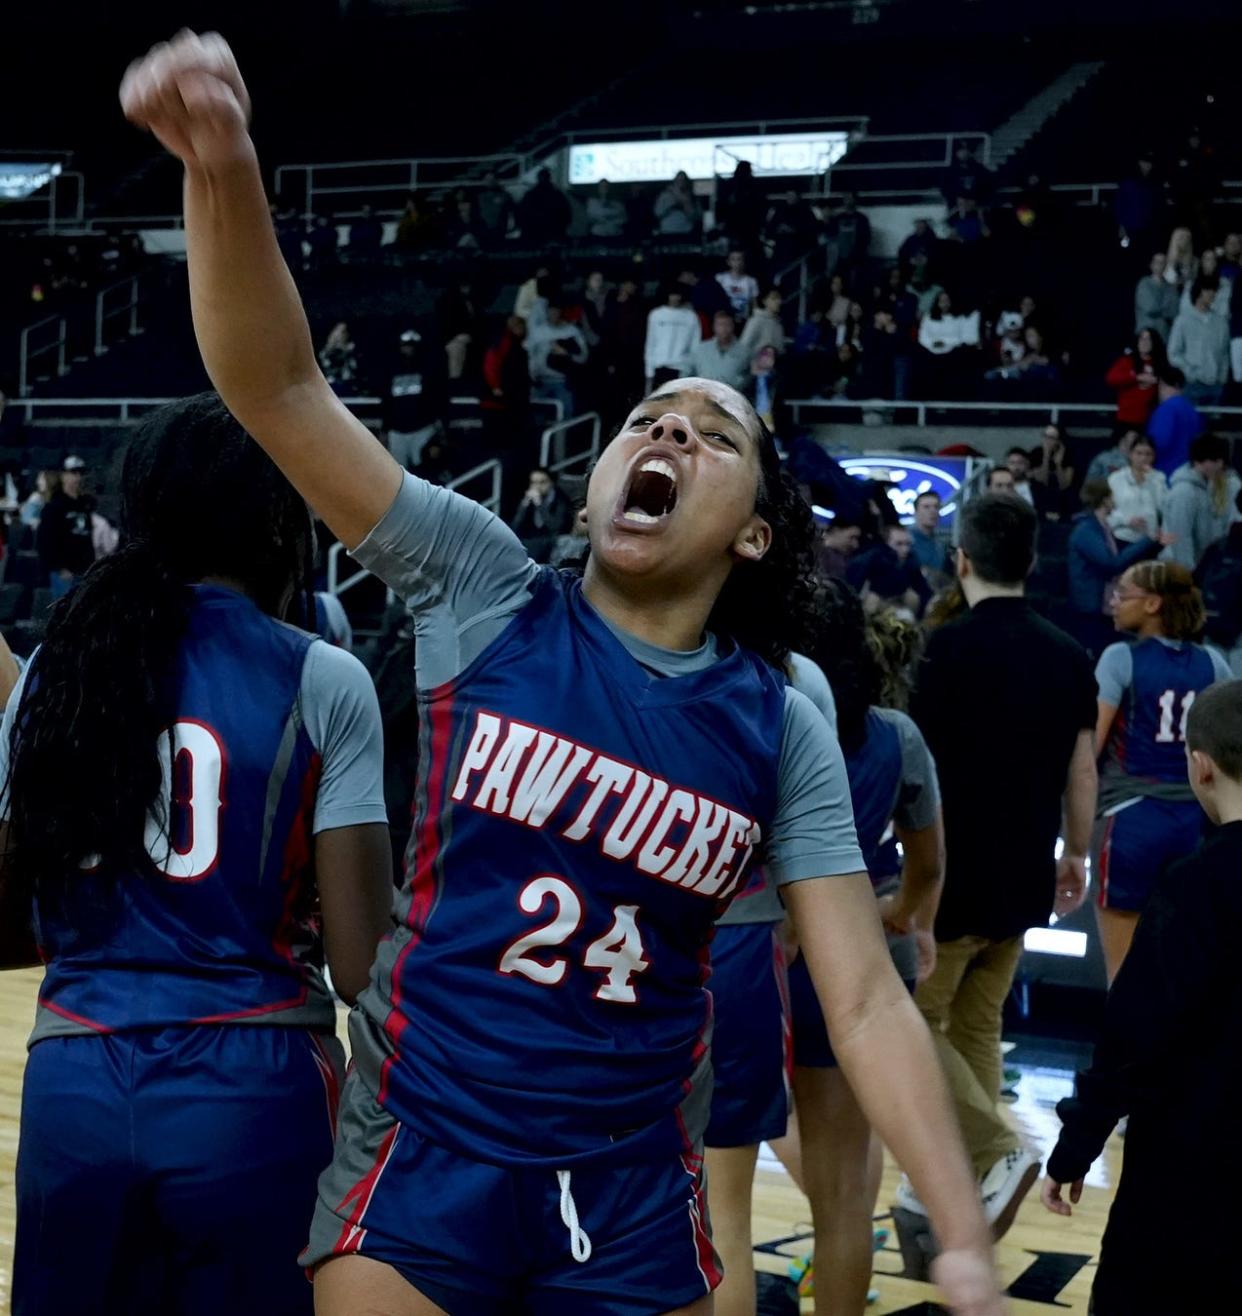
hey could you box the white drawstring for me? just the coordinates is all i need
[556,1169,593,1263]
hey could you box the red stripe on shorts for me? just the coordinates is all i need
[332,1123,400,1255]
[681,1149,722,1290]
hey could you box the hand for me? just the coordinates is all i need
[875,892,911,934]
[1054,854,1087,917]
[1138,369,1156,387]
[1128,516,1149,532]
[1040,1175,1084,1217]
[120,30,253,173]
[1157,530,1177,546]
[930,1247,1009,1315]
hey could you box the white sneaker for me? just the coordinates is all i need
[980,1148,1041,1240]
[893,1173,929,1216]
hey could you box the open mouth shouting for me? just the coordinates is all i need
[616,454,680,530]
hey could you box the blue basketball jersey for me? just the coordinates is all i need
[1106,638,1218,783]
[842,710,904,884]
[30,586,335,1040]
[353,568,786,1169]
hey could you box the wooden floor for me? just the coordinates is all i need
[0,967,1119,1314]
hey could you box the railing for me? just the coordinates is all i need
[446,458,503,514]
[274,154,526,219]
[94,276,141,356]
[784,397,1242,429]
[11,395,384,424]
[18,316,68,397]
[326,540,376,601]
[540,412,601,475]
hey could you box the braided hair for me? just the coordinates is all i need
[4,393,315,900]
[1127,560,1206,641]
[807,576,881,754]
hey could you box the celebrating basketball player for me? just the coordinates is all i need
[120,31,1006,1316]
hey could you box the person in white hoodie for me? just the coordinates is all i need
[643,285,701,390]
[1168,279,1230,407]
[1162,433,1231,570]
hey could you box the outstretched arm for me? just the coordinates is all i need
[784,875,1003,1316]
[120,31,400,549]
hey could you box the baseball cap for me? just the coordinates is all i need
[62,455,85,472]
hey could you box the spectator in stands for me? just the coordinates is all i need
[1149,366,1205,477]
[19,470,59,529]
[763,190,817,272]
[643,285,700,391]
[898,219,939,272]
[1106,328,1165,429]
[1169,281,1230,407]
[443,192,484,250]
[716,249,759,324]
[1068,479,1169,659]
[988,311,1026,374]
[307,215,338,270]
[943,141,992,206]
[859,307,913,400]
[318,322,359,390]
[744,345,781,429]
[1116,154,1161,254]
[849,523,932,618]
[527,302,588,416]
[1004,446,1047,513]
[985,326,1060,395]
[689,310,749,389]
[816,514,864,581]
[987,466,1016,493]
[1030,423,1077,515]
[395,192,437,251]
[652,170,701,237]
[906,254,944,319]
[740,288,786,359]
[678,267,730,329]
[910,490,949,576]
[600,276,647,407]
[385,328,447,471]
[509,467,573,564]
[1135,252,1179,340]
[481,314,532,452]
[440,280,482,381]
[917,291,980,396]
[1086,425,1141,486]
[1164,227,1198,292]
[37,456,95,599]
[1163,433,1232,571]
[946,195,989,246]
[825,271,853,328]
[1184,251,1232,320]
[1196,521,1242,674]
[474,171,513,247]
[881,265,919,332]
[822,193,871,288]
[1221,232,1242,282]
[514,265,552,327]
[836,301,866,352]
[826,342,862,400]
[585,179,627,239]
[1108,435,1168,543]
[580,270,611,347]
[347,204,383,258]
[516,168,571,246]
[717,160,764,256]
[909,493,1097,1238]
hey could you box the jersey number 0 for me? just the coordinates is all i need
[144,721,226,882]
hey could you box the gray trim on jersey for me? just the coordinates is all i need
[259,697,305,883]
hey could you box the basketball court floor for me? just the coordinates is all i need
[0,966,1119,1314]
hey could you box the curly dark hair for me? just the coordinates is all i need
[807,576,881,754]
[4,393,315,902]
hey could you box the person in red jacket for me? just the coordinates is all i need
[1105,328,1166,428]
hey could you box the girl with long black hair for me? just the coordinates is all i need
[0,394,393,1315]
[119,32,1003,1316]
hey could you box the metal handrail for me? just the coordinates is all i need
[94,276,141,356]
[447,458,504,514]
[326,540,374,600]
[13,395,383,423]
[784,397,1242,428]
[18,316,68,398]
[540,412,602,475]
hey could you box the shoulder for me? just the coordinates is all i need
[300,639,377,708]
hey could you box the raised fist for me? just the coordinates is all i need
[120,30,253,172]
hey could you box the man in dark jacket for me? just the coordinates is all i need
[37,455,95,597]
[516,169,570,246]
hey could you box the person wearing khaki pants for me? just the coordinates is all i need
[907,492,1099,1241]
[915,935,1025,1179]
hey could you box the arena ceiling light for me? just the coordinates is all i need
[0,161,62,200]
[568,131,849,185]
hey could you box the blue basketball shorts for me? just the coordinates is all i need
[1094,796,1205,913]
[789,951,916,1068]
[302,1069,721,1315]
[704,921,791,1148]
[13,1025,343,1316]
